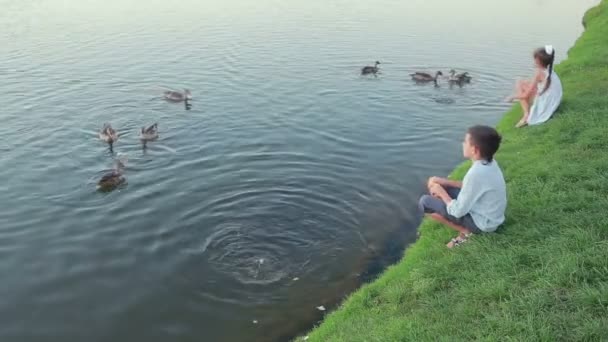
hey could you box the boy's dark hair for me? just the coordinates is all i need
[467,125,502,163]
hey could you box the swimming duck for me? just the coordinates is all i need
[361,61,381,76]
[140,123,159,141]
[97,158,126,191]
[411,71,443,87]
[448,69,472,83]
[163,89,192,102]
[410,71,443,83]
[99,123,118,145]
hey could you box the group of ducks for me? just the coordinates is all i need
[410,70,472,86]
[360,61,472,86]
[96,89,193,191]
[95,65,467,190]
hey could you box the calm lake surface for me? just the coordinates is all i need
[0,0,597,341]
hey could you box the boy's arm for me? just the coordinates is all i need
[445,178,481,219]
[430,183,465,207]
[431,177,463,189]
[430,183,452,204]
[444,179,463,188]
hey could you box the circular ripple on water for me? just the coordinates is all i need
[192,184,358,286]
[200,221,312,286]
[165,157,369,306]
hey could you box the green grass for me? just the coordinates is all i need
[301,1,608,341]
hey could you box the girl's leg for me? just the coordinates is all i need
[516,79,532,94]
[515,81,537,127]
[506,79,531,102]
[516,98,531,127]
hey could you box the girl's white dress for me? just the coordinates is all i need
[528,70,563,125]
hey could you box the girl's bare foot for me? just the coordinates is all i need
[516,119,528,128]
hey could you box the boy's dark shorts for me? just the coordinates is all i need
[418,186,483,234]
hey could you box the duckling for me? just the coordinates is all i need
[140,123,159,142]
[99,123,118,145]
[164,89,192,102]
[97,158,126,191]
[361,61,381,76]
[448,69,472,83]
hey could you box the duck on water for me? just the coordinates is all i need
[97,157,127,192]
[448,69,472,85]
[140,123,159,149]
[410,71,443,86]
[163,89,192,102]
[361,61,381,76]
[99,123,118,145]
[140,123,159,142]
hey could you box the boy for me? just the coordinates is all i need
[419,125,507,248]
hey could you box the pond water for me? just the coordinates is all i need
[0,0,597,341]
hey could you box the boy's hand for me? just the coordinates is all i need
[429,176,462,189]
[428,176,446,186]
[430,183,452,204]
[429,183,444,197]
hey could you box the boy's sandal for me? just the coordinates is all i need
[447,234,471,249]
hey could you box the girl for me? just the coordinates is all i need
[507,45,563,128]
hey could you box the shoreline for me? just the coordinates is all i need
[301,1,608,340]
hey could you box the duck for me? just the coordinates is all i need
[97,158,126,191]
[140,123,159,142]
[361,61,381,76]
[164,89,192,102]
[410,71,443,85]
[99,123,118,145]
[448,69,472,84]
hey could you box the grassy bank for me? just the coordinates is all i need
[302,1,608,340]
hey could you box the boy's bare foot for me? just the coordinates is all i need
[446,233,473,248]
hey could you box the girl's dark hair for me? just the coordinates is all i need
[467,125,502,163]
[533,47,556,95]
